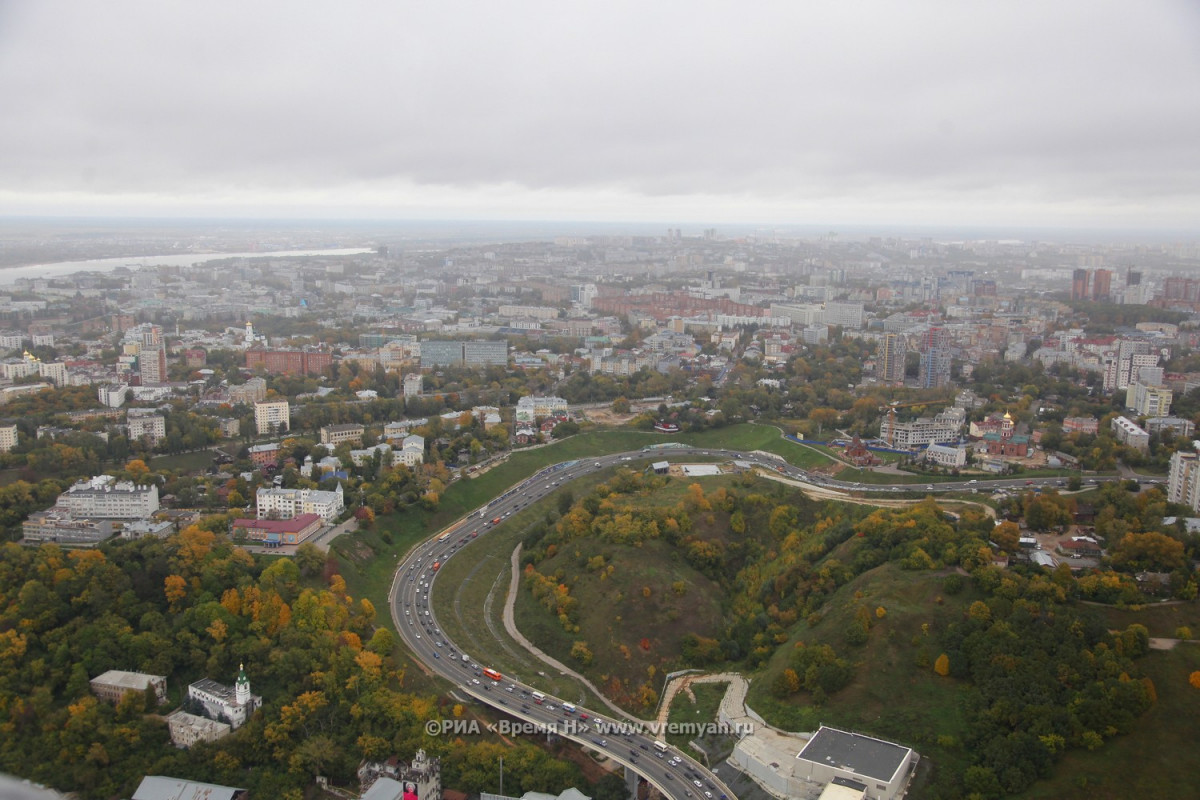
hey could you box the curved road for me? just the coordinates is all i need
[387,446,1124,800]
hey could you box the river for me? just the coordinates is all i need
[0,247,376,284]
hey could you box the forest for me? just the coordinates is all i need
[0,529,586,799]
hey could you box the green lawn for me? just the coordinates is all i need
[665,682,728,750]
[149,449,218,473]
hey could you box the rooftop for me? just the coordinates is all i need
[796,726,912,783]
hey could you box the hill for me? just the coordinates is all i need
[516,475,1179,798]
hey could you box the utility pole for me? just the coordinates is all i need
[499,756,503,797]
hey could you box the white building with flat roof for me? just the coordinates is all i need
[54,475,159,519]
[794,726,917,800]
[256,483,344,520]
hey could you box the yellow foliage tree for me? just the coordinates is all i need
[1189,671,1200,689]
[207,618,228,643]
[934,653,950,676]
[163,574,187,611]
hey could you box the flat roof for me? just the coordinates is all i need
[232,513,321,533]
[797,726,912,783]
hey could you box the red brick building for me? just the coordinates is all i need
[245,348,333,376]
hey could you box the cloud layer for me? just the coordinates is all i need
[2,1,1198,228]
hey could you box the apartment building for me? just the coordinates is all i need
[254,400,290,435]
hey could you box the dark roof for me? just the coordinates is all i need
[796,726,912,782]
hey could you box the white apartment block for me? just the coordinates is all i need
[403,373,423,397]
[823,301,865,329]
[55,475,160,519]
[254,400,290,435]
[498,304,560,320]
[256,483,344,521]
[1111,416,1150,452]
[1168,451,1199,509]
[98,384,130,408]
[0,424,16,453]
[127,413,167,446]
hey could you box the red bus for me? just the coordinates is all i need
[432,561,440,571]
[482,668,502,682]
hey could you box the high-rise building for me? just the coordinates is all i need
[1168,451,1200,509]
[139,325,167,384]
[918,327,952,389]
[1071,269,1091,301]
[1126,268,1142,286]
[1092,269,1113,302]
[878,333,906,385]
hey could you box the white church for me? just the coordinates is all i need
[187,664,261,729]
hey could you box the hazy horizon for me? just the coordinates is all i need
[2,2,1198,231]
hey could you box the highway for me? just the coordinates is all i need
[387,447,1124,800]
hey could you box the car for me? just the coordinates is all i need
[579,712,588,720]
[506,685,515,692]
[592,739,607,747]
[665,774,673,781]
[546,703,556,710]
[694,781,703,788]
[433,653,439,659]
[704,793,713,799]
[522,704,530,711]
[472,678,481,685]
[415,634,421,639]
[639,744,648,751]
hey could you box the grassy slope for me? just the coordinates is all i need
[746,564,979,783]
[513,477,734,709]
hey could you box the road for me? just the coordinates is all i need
[387,446,1127,800]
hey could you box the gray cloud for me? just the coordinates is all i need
[1,0,1198,227]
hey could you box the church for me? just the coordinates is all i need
[187,664,262,729]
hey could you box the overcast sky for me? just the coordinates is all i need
[1,1,1198,230]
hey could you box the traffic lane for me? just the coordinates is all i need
[456,686,724,800]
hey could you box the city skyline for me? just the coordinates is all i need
[1,1,1198,231]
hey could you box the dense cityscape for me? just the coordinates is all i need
[0,220,1199,799]
[3,0,1199,798]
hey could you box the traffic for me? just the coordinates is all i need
[389,445,1118,800]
